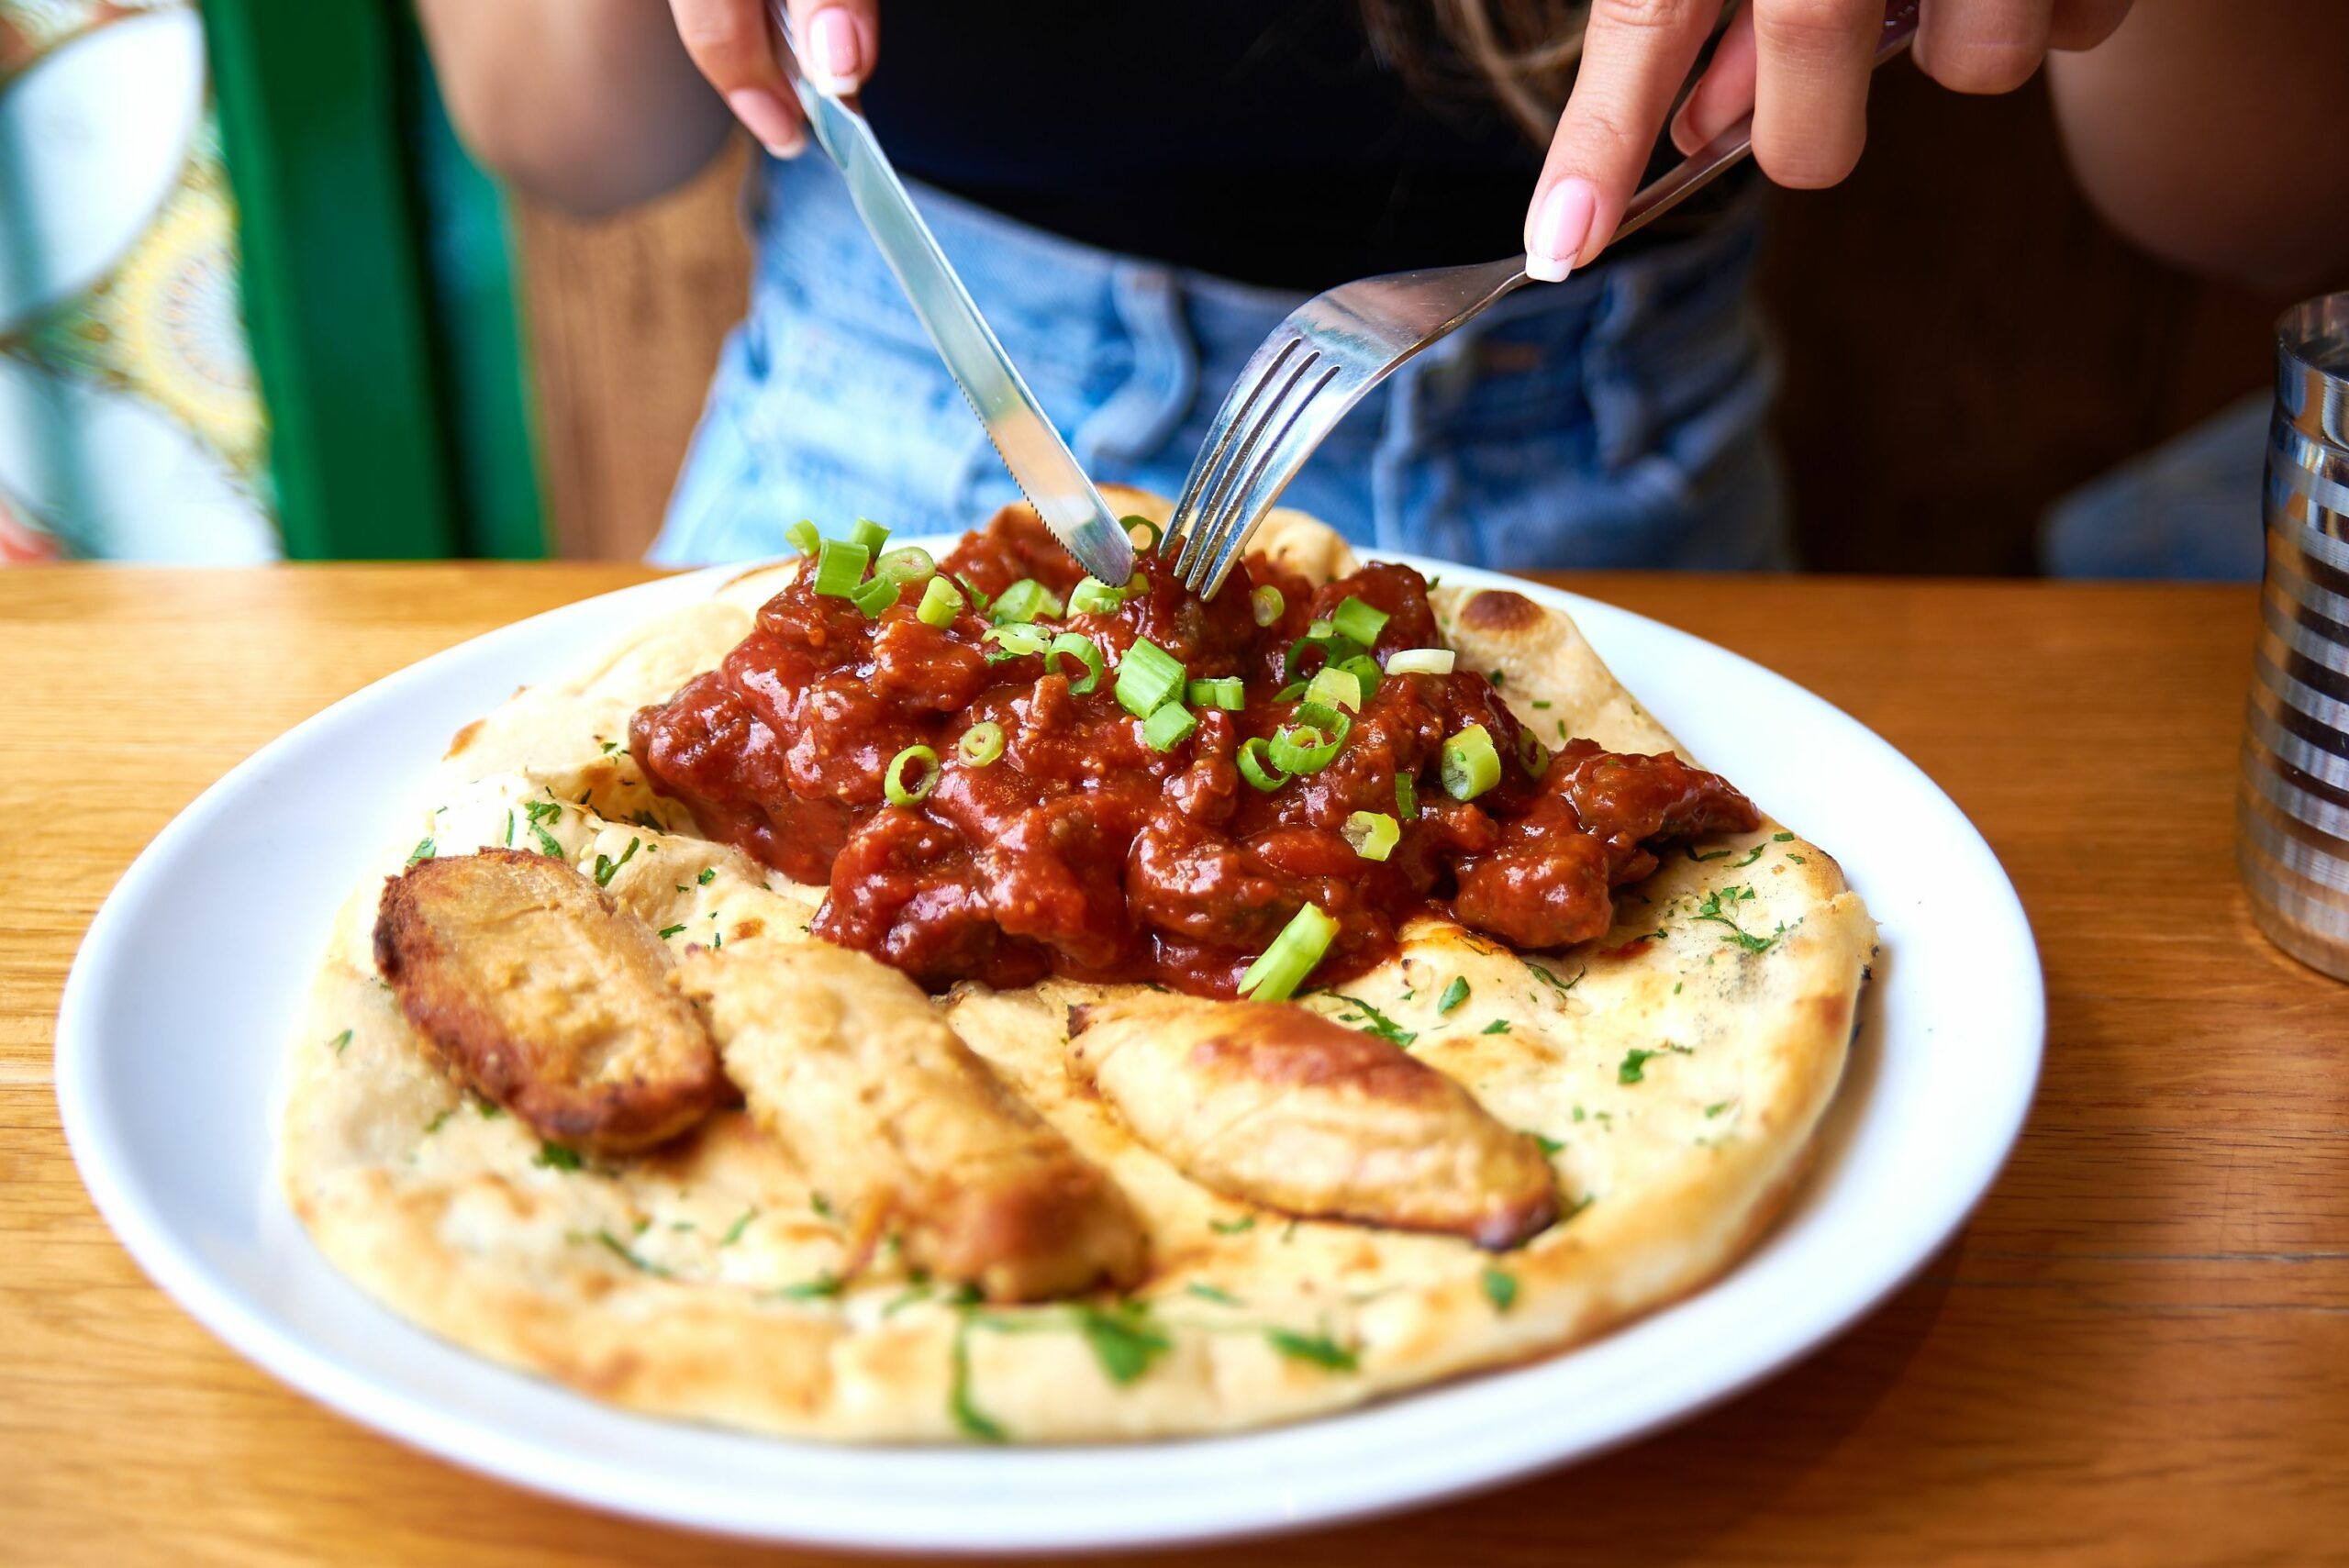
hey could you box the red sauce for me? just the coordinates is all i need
[631,512,1758,995]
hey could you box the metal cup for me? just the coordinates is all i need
[2242,293,2349,981]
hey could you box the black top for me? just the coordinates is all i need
[858,0,1735,290]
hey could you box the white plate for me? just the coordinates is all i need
[56,552,2042,1554]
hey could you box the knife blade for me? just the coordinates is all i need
[771,18,1135,586]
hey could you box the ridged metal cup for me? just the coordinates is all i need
[2242,293,2349,981]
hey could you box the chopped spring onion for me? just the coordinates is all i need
[1274,680,1308,702]
[915,574,964,628]
[956,573,993,615]
[1396,773,1419,820]
[1329,595,1390,648]
[1122,514,1163,550]
[1283,629,1365,683]
[785,519,822,556]
[884,744,940,805]
[1338,653,1382,700]
[1068,575,1130,616]
[990,578,1062,625]
[1385,648,1455,676]
[1341,810,1399,862]
[1238,903,1338,1002]
[1442,724,1501,801]
[1303,666,1362,712]
[1306,617,1334,638]
[957,721,1005,766]
[1517,727,1551,779]
[983,622,1052,662]
[847,517,891,553]
[850,575,900,617]
[1251,584,1285,627]
[1142,701,1197,751]
[1187,676,1244,711]
[1115,638,1186,717]
[812,539,870,596]
[1046,631,1105,694]
[1267,702,1350,773]
[1238,737,1287,792]
[874,545,936,584]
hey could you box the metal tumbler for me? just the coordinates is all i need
[2242,292,2349,981]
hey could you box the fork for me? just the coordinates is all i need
[1163,0,1921,597]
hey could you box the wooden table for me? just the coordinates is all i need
[6,566,2343,1566]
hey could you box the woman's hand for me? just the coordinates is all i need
[1522,0,2134,280]
[666,0,881,156]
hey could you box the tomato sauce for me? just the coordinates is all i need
[630,513,1758,995]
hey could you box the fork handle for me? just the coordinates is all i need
[1600,0,1921,254]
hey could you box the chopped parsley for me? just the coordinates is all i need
[657,923,687,939]
[1704,1101,1733,1118]
[327,1029,352,1056]
[1480,1018,1511,1035]
[1526,962,1581,999]
[423,1108,453,1135]
[811,1192,834,1219]
[1561,1193,1597,1222]
[1693,885,1786,954]
[949,1323,1008,1442]
[718,1208,758,1246]
[592,836,640,888]
[1619,1043,1692,1084]
[405,836,436,866]
[535,1140,584,1172]
[1488,671,1505,688]
[1773,831,1795,841]
[1437,976,1471,1014]
[1526,1130,1564,1157]
[1531,699,1553,709]
[1328,992,1416,1048]
[1480,1267,1518,1314]
[595,1229,670,1276]
[1729,842,1767,868]
[1685,842,1732,862]
[1075,1303,1170,1386]
[1185,1282,1243,1307]
[502,809,514,847]
[697,866,718,885]
[1266,1329,1357,1373]
[1208,1215,1257,1235]
[770,1272,843,1300]
[597,738,621,755]
[1787,853,1807,864]
[523,799,565,858]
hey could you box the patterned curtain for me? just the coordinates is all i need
[0,0,275,562]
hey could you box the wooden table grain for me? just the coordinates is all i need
[5,565,2343,1568]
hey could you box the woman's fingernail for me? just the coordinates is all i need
[1524,177,1598,283]
[727,88,803,157]
[807,7,863,93]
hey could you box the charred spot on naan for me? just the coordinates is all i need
[374,850,727,1155]
[1067,995,1557,1251]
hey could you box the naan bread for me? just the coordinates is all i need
[280,493,1875,1442]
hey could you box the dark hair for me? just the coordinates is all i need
[1357,0,1590,142]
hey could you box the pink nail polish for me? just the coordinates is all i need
[1524,178,1598,284]
[727,88,803,157]
[808,8,863,93]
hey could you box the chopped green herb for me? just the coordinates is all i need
[1526,962,1581,999]
[406,836,436,866]
[1685,842,1732,862]
[1571,1106,1586,1123]
[424,1108,453,1135]
[523,799,565,858]
[1266,1329,1358,1373]
[1437,976,1471,1014]
[1673,981,1683,995]
[719,1208,758,1246]
[771,1273,843,1300]
[1787,853,1807,864]
[1704,1101,1733,1118]
[949,1323,1008,1442]
[1076,1303,1170,1386]
[657,923,687,939]
[1480,1267,1519,1314]
[592,836,640,887]
[1730,842,1767,868]
[1480,1018,1511,1035]
[502,809,514,847]
[1185,1282,1244,1307]
[811,1192,834,1219]
[1619,1043,1692,1084]
[1527,1129,1564,1157]
[536,1140,584,1172]
[327,1029,352,1055]
[1561,1193,1597,1222]
[697,866,717,885]
[1328,993,1416,1048]
[598,738,621,755]
[595,1229,671,1276]
[1487,670,1505,688]
[1208,1215,1257,1235]
[1693,885,1787,954]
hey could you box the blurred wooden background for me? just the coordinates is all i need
[509,68,2284,573]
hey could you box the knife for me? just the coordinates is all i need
[766,8,1136,586]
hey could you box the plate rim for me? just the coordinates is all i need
[54,551,2044,1551]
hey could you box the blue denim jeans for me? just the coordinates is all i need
[652,155,1785,571]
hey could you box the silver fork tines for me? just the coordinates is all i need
[1159,0,1920,599]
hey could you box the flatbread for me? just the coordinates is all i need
[280,495,1875,1442]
